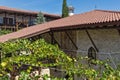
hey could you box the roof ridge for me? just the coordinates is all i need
[0,6,61,17]
[0,6,38,13]
[94,9,120,13]
[1,9,120,42]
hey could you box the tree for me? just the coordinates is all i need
[62,0,69,18]
[35,12,46,24]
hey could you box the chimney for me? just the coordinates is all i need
[68,6,74,16]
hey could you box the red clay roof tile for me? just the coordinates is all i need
[0,10,120,42]
[0,6,60,18]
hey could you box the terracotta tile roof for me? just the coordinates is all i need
[0,9,120,42]
[0,6,60,18]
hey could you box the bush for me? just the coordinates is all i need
[0,30,12,36]
[0,39,120,80]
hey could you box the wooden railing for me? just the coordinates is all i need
[0,21,29,31]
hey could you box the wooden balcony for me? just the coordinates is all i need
[0,21,30,31]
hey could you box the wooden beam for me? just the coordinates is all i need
[50,21,120,31]
[4,12,7,30]
[51,32,54,44]
[29,15,31,26]
[49,32,61,47]
[14,13,16,31]
[0,12,6,14]
[117,29,120,35]
[14,14,16,24]
[85,30,99,52]
[22,15,24,23]
[65,31,78,50]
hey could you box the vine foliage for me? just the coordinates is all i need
[0,39,120,80]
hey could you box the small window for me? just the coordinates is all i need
[88,47,96,60]
[0,17,3,24]
[3,17,8,25]
[9,18,13,26]
[3,17,13,26]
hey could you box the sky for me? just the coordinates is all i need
[0,0,120,14]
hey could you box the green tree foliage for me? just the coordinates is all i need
[0,39,73,79]
[0,30,12,36]
[0,39,120,80]
[62,0,69,18]
[35,12,46,24]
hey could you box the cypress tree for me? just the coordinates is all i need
[62,0,69,18]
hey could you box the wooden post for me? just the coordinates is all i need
[29,15,31,26]
[27,24,29,27]
[65,31,78,50]
[16,22,18,31]
[51,32,54,44]
[117,29,120,35]
[22,15,24,23]
[4,12,7,30]
[49,32,61,47]
[14,13,16,31]
[85,30,99,52]
[22,15,24,28]
[60,32,63,48]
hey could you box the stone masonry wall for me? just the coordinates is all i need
[76,29,120,68]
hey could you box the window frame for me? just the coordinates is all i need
[88,47,97,64]
[3,17,14,26]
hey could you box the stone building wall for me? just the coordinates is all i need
[41,29,120,68]
[41,28,120,80]
[76,29,120,68]
[54,31,77,57]
[41,31,77,57]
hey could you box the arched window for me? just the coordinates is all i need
[88,47,96,60]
